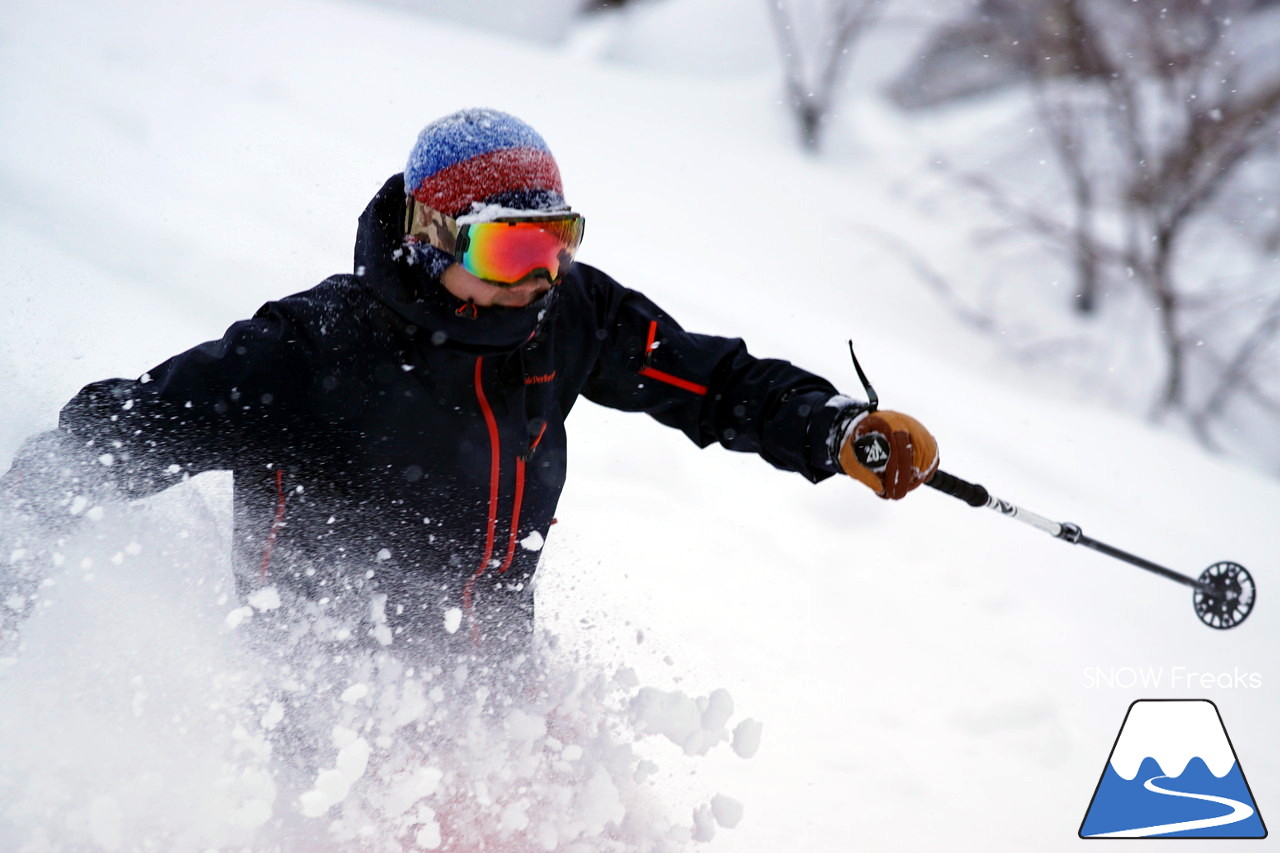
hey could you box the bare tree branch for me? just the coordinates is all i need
[767,0,885,150]
[1195,293,1280,426]
[847,221,997,332]
[925,0,1280,458]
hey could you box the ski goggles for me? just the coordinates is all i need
[406,199,585,285]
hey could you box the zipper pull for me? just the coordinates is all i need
[524,419,548,461]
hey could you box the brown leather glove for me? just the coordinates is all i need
[837,410,939,500]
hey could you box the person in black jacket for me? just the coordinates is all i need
[0,108,938,658]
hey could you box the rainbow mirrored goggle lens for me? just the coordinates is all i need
[457,215,585,285]
[406,199,584,286]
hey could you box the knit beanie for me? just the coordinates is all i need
[403,109,567,279]
[410,108,565,209]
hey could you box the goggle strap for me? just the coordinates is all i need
[406,199,459,255]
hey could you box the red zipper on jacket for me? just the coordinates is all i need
[258,468,288,579]
[639,320,708,396]
[462,356,501,632]
[498,458,526,575]
[497,419,546,576]
[461,358,540,638]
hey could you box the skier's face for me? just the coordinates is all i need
[439,263,553,309]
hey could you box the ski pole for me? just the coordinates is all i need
[924,469,1255,629]
[843,340,1257,630]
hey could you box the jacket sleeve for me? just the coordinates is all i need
[580,276,864,483]
[0,294,328,526]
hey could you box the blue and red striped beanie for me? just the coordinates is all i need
[404,109,567,218]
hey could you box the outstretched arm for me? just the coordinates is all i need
[579,270,938,495]
[580,276,864,482]
[0,288,334,637]
[1,295,323,514]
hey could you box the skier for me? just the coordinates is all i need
[0,108,938,655]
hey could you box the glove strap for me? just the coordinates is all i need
[826,402,872,470]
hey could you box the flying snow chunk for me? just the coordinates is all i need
[500,800,531,833]
[732,718,763,759]
[702,688,734,731]
[712,794,744,828]
[261,701,285,730]
[369,593,393,646]
[414,819,442,850]
[631,687,700,751]
[247,586,281,611]
[385,767,443,815]
[299,769,350,818]
[443,607,462,634]
[577,768,625,836]
[341,683,370,704]
[520,530,544,551]
[300,730,372,817]
[337,735,371,780]
[225,606,253,629]
[692,803,716,842]
[504,708,547,741]
[631,687,736,756]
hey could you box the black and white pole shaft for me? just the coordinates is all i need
[925,470,1256,630]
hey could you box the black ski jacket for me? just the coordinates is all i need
[3,174,855,645]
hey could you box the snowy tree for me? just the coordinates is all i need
[901,0,1280,460]
[768,0,886,150]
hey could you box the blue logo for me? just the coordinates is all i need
[1080,699,1266,838]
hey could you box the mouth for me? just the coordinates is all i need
[497,280,553,306]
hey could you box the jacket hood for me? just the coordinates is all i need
[353,172,556,352]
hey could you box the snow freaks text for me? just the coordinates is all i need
[1083,667,1263,690]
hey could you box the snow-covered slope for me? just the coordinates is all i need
[0,0,1275,850]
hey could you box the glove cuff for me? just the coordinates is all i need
[825,398,872,470]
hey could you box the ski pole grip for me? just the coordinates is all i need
[927,470,989,508]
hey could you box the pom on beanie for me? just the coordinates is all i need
[404,108,567,218]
